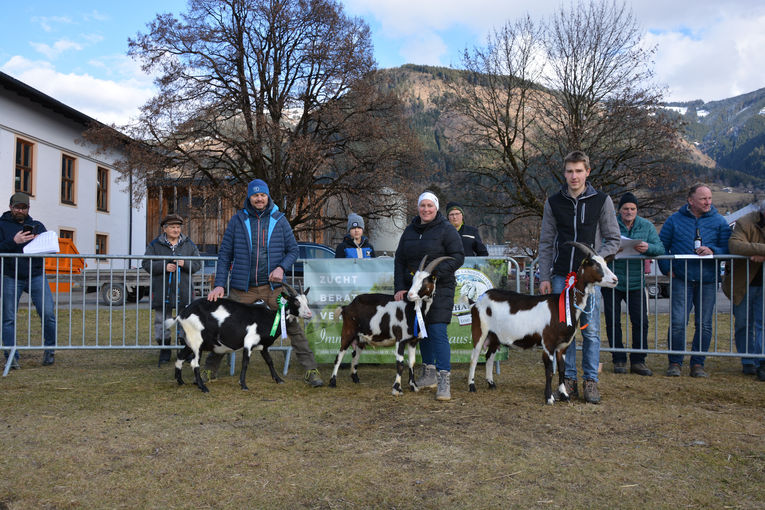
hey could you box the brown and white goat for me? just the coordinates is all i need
[166,283,312,393]
[329,256,453,395]
[467,242,617,404]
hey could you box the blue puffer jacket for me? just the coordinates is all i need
[0,211,48,278]
[214,200,299,291]
[658,204,731,283]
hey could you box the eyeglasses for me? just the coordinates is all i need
[11,204,29,210]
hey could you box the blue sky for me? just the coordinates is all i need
[2,0,764,124]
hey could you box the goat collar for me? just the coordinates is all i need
[558,272,577,326]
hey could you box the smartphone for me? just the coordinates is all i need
[22,225,34,234]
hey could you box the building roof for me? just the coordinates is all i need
[0,70,99,127]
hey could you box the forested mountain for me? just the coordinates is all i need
[664,88,765,185]
[379,64,765,191]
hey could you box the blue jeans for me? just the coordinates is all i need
[668,277,716,366]
[602,287,648,364]
[419,322,450,372]
[2,275,57,359]
[552,275,601,382]
[732,286,765,367]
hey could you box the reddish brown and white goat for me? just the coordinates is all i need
[166,283,312,393]
[329,256,453,395]
[467,242,617,404]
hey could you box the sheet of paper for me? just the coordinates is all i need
[22,231,60,254]
[615,235,642,259]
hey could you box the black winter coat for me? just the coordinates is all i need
[394,213,465,323]
[142,234,201,309]
[0,211,48,278]
[457,224,488,256]
[334,234,376,258]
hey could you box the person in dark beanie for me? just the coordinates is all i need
[446,202,488,256]
[602,192,664,376]
[203,179,324,387]
[1,192,57,368]
[142,214,201,366]
[335,213,375,258]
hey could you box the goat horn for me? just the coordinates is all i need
[423,256,454,275]
[567,241,597,259]
[417,255,428,272]
[280,282,298,297]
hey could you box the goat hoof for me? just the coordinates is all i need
[469,383,477,393]
[275,379,285,385]
[487,381,497,390]
[546,396,555,405]
[351,373,360,384]
[328,377,337,388]
[240,385,249,391]
[410,383,420,393]
[199,385,209,393]
[391,387,403,396]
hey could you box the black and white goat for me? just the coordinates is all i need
[329,256,452,395]
[165,283,312,393]
[467,242,617,404]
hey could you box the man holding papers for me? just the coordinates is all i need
[0,192,57,368]
[603,193,664,376]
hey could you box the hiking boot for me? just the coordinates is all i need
[583,379,601,404]
[742,365,756,375]
[5,357,20,370]
[416,364,437,389]
[690,364,708,378]
[304,369,324,387]
[200,368,218,383]
[757,365,765,382]
[630,363,653,376]
[613,362,627,374]
[42,351,55,366]
[666,363,681,377]
[435,370,451,401]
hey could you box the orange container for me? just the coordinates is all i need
[46,238,86,293]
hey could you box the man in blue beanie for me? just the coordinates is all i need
[203,178,324,386]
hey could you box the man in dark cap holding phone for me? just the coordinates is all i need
[0,192,57,368]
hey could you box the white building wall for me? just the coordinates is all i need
[0,87,145,265]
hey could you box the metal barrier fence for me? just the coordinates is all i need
[2,253,763,376]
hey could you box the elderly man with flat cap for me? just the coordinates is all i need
[142,214,201,366]
[0,192,57,368]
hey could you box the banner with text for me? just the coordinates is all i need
[303,257,510,364]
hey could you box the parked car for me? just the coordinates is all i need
[288,242,335,278]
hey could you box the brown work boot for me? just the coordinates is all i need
[583,379,601,404]
[690,364,708,378]
[555,377,578,401]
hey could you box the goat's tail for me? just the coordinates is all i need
[164,316,179,330]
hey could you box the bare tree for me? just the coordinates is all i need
[441,1,687,223]
[86,0,421,234]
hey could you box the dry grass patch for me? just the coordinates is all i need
[0,348,763,509]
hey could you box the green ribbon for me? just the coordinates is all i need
[270,294,288,336]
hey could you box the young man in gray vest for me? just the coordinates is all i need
[538,151,620,403]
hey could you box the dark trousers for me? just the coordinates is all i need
[602,287,648,364]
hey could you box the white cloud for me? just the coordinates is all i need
[646,12,765,101]
[31,15,73,32]
[2,56,154,125]
[30,39,83,60]
[83,10,110,22]
[342,0,765,102]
